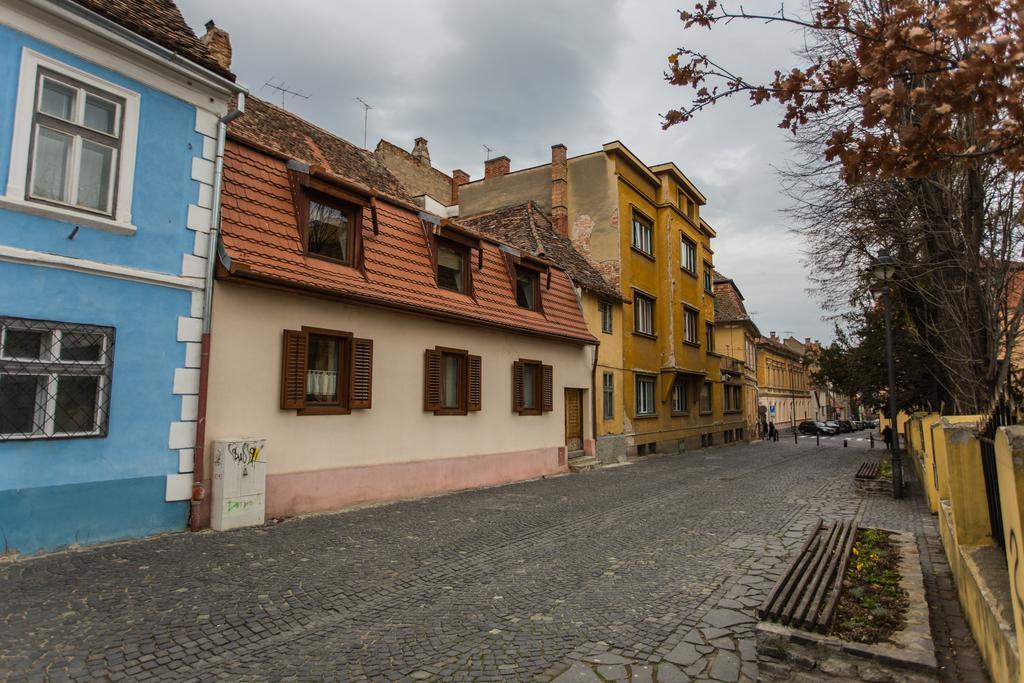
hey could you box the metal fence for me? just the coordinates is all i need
[978,401,1016,552]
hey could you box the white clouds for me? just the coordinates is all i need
[177,0,832,341]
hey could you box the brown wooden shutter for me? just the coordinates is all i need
[281,329,308,410]
[512,360,524,413]
[350,337,373,409]
[542,364,554,412]
[424,349,442,411]
[468,354,482,412]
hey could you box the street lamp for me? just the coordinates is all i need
[869,250,903,499]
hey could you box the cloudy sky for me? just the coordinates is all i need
[178,0,833,342]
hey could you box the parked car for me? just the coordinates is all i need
[837,420,855,432]
[825,421,848,433]
[799,421,837,435]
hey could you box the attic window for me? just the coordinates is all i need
[515,266,540,311]
[437,238,468,293]
[306,192,357,265]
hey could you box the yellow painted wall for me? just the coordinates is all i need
[582,291,624,437]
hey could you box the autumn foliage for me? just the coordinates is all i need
[665,0,1024,183]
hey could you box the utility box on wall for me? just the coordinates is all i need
[211,438,267,531]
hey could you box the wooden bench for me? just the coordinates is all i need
[855,462,880,480]
[757,518,857,633]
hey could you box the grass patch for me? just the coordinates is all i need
[830,528,908,643]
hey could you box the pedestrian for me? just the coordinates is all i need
[768,421,778,442]
[882,425,893,450]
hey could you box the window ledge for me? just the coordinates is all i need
[706,351,723,357]
[681,267,698,277]
[0,196,136,235]
[634,413,658,419]
[671,411,690,417]
[683,341,701,348]
[699,411,713,416]
[630,245,656,261]
[633,331,658,340]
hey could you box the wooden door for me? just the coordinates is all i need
[565,388,583,451]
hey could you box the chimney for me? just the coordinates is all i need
[412,137,431,166]
[770,331,777,340]
[551,144,568,237]
[804,337,811,345]
[484,156,510,179]
[201,20,232,72]
[452,169,469,205]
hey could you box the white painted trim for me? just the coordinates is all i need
[180,395,199,421]
[0,196,136,235]
[191,157,215,186]
[172,367,200,394]
[186,204,212,233]
[165,473,192,501]
[6,47,140,227]
[168,420,196,449]
[176,316,202,343]
[178,449,195,473]
[6,1,235,109]
[0,243,203,291]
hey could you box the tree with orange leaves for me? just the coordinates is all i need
[664,1,1024,413]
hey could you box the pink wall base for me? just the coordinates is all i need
[265,447,565,519]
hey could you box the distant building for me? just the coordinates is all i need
[713,272,761,440]
[374,137,463,218]
[460,142,738,459]
[757,333,811,431]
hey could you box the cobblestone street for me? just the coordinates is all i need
[1,436,987,681]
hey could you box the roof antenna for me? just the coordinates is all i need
[355,97,374,149]
[482,144,495,160]
[263,79,310,108]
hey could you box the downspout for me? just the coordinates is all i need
[190,94,246,531]
[591,336,600,457]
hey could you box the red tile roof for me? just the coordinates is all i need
[219,139,596,345]
[70,0,234,79]
[460,202,621,301]
[712,272,751,323]
[230,98,407,200]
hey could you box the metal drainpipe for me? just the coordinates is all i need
[190,94,246,531]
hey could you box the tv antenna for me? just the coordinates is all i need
[354,97,374,149]
[263,79,310,108]
[482,144,495,160]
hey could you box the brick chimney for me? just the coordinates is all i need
[484,156,510,179]
[452,169,469,205]
[551,144,568,237]
[770,331,777,340]
[804,337,811,345]
[201,20,232,72]
[412,137,431,166]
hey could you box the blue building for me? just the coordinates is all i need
[0,0,244,554]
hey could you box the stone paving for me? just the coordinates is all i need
[0,435,987,681]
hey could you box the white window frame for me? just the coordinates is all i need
[4,48,140,235]
[631,211,653,256]
[634,292,655,336]
[683,306,699,344]
[681,236,697,274]
[671,379,688,415]
[635,375,656,417]
[0,319,114,440]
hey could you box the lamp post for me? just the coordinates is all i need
[870,250,903,499]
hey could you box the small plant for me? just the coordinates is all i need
[831,528,908,643]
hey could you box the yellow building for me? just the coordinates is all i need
[459,142,734,460]
[713,273,762,440]
[756,333,811,432]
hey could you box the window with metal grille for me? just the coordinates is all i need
[0,317,114,440]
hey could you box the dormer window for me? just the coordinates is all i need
[306,192,356,265]
[437,239,468,293]
[515,266,540,310]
